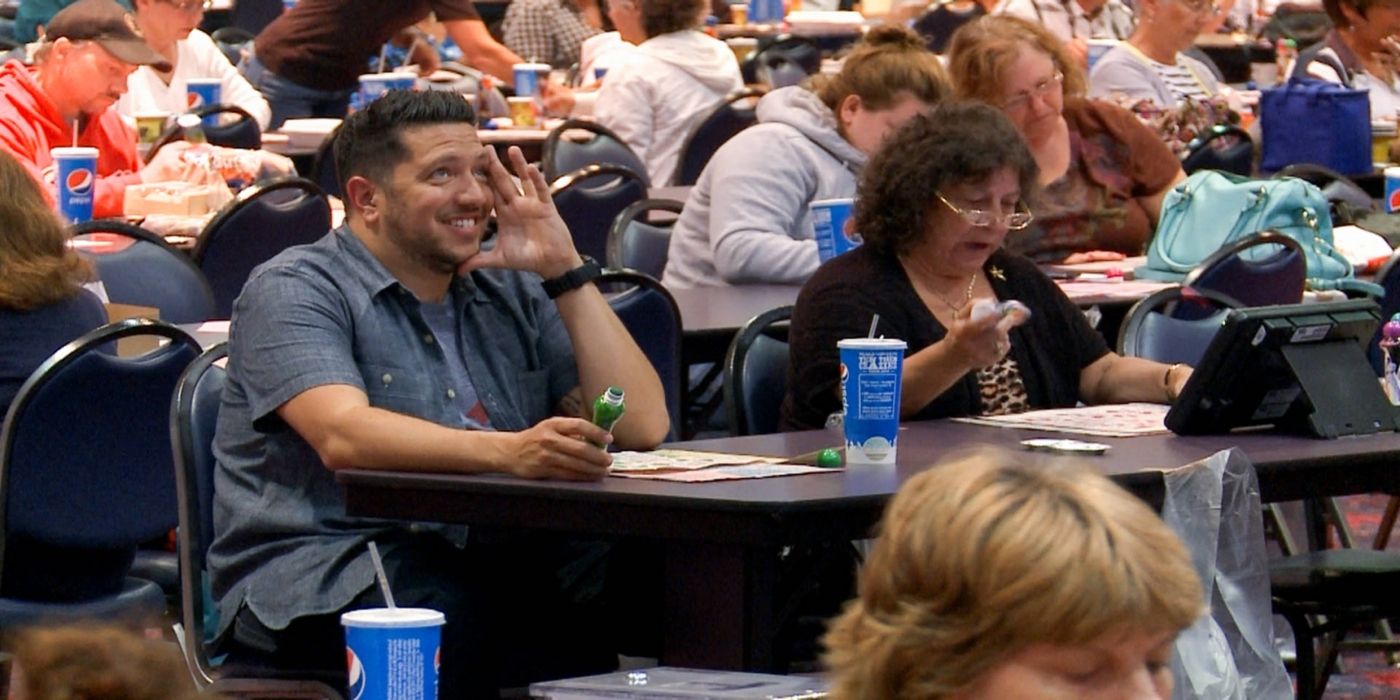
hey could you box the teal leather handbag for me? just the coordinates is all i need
[1136,171,1382,295]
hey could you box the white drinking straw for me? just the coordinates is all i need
[867,314,880,339]
[367,541,397,608]
[377,44,390,73]
[71,121,78,148]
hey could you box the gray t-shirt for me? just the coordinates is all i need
[209,225,578,634]
[1089,44,1220,109]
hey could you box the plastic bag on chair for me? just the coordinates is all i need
[1160,448,1292,700]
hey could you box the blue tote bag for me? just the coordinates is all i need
[1259,76,1371,175]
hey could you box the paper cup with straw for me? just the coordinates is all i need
[343,542,445,699]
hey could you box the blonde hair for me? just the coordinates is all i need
[0,150,92,311]
[823,448,1204,699]
[809,25,949,114]
[945,15,1087,106]
[9,625,208,700]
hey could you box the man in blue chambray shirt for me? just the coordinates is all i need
[207,90,669,698]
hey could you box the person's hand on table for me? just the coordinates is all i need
[1167,363,1193,404]
[461,145,580,279]
[540,81,577,117]
[251,149,296,178]
[1060,250,1127,264]
[141,141,206,183]
[499,416,613,481]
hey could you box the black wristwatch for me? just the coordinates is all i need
[541,256,602,299]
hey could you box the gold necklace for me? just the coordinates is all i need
[930,274,977,313]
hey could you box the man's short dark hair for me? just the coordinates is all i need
[333,90,477,193]
[641,0,706,38]
[855,101,1039,257]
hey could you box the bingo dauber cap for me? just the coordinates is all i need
[44,0,173,72]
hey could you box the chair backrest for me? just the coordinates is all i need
[724,305,792,436]
[210,27,255,65]
[1182,231,1306,308]
[605,198,684,277]
[1117,287,1239,366]
[542,119,651,186]
[171,343,226,688]
[310,122,344,200]
[1368,249,1400,375]
[0,319,200,584]
[150,104,262,156]
[550,164,649,263]
[742,35,821,84]
[673,87,766,186]
[195,177,332,318]
[600,271,684,440]
[73,219,217,324]
[1181,124,1254,176]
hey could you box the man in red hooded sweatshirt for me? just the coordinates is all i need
[0,0,203,218]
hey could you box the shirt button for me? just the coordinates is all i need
[423,334,435,345]
[446,388,457,399]
[381,373,393,385]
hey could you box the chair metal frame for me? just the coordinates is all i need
[72,218,217,324]
[1182,230,1306,308]
[149,103,263,157]
[723,305,793,436]
[672,87,767,187]
[0,319,200,628]
[1116,286,1239,365]
[170,343,343,699]
[1181,123,1255,176]
[605,198,684,277]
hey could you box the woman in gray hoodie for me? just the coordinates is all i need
[663,27,950,289]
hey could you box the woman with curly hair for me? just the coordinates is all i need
[823,448,1204,699]
[947,16,1184,264]
[780,101,1189,430]
[0,149,107,419]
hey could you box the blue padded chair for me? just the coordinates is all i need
[310,122,344,200]
[741,35,820,85]
[1181,124,1254,177]
[542,119,650,186]
[673,87,766,186]
[0,319,200,629]
[149,104,263,157]
[724,305,793,436]
[550,164,649,264]
[1183,231,1306,309]
[170,344,344,699]
[1117,287,1240,366]
[600,271,684,441]
[73,219,217,324]
[605,198,684,277]
[195,177,332,318]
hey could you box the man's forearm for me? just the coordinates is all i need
[444,19,524,86]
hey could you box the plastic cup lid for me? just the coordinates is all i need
[838,338,907,350]
[513,63,552,72]
[810,197,854,208]
[1385,166,1400,178]
[50,146,98,157]
[186,78,221,86]
[341,607,446,628]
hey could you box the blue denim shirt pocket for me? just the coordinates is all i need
[360,362,433,417]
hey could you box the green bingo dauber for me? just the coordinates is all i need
[590,386,626,448]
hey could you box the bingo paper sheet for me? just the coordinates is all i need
[952,403,1171,438]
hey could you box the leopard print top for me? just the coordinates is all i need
[975,354,1031,416]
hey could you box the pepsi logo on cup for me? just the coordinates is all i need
[65,167,93,196]
[1390,188,1400,213]
[187,91,204,109]
[346,648,366,700]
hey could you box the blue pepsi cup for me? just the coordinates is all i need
[1386,166,1400,213]
[343,608,445,700]
[747,0,784,23]
[185,78,221,127]
[838,338,906,465]
[51,146,97,225]
[358,73,398,106]
[512,62,550,98]
[811,198,860,263]
[282,0,296,10]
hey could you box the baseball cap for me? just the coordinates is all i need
[44,0,173,72]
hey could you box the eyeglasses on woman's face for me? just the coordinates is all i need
[935,191,1034,230]
[1000,70,1063,114]
[158,0,211,13]
[1175,0,1221,15]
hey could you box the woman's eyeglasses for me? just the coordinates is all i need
[1001,70,1063,113]
[935,191,1034,230]
[159,0,212,12]
[1176,0,1221,14]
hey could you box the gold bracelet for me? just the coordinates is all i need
[1163,363,1184,403]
